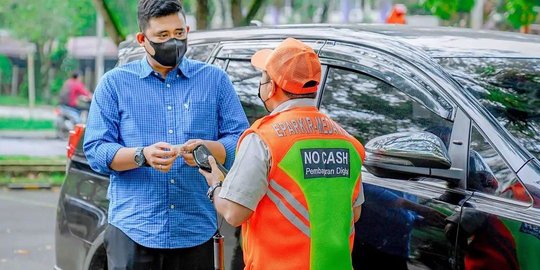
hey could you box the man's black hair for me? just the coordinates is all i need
[71,72,80,79]
[137,0,186,32]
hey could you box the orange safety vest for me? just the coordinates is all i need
[238,106,365,270]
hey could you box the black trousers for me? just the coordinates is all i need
[104,224,214,270]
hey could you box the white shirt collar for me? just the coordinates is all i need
[270,98,316,115]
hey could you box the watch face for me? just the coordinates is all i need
[135,149,144,166]
[135,154,143,165]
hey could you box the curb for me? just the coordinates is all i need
[0,130,59,140]
[7,183,52,190]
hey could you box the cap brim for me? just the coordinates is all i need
[251,49,273,71]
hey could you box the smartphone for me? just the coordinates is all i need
[193,144,229,175]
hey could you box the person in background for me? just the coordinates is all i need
[83,0,249,269]
[386,4,407,24]
[58,72,92,122]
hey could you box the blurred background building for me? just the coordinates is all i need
[0,0,538,108]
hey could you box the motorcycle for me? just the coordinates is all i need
[53,98,90,140]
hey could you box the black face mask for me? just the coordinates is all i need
[258,81,271,112]
[145,37,187,67]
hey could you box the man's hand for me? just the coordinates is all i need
[179,139,204,166]
[198,156,225,187]
[144,142,179,173]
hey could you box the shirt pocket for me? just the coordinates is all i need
[185,101,217,139]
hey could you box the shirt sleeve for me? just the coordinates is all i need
[216,71,249,169]
[83,73,123,175]
[219,133,269,211]
[353,182,365,207]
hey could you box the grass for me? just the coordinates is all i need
[0,117,54,130]
[0,155,65,162]
[0,95,46,106]
[0,155,66,186]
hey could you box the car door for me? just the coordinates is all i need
[454,123,540,270]
[319,41,469,270]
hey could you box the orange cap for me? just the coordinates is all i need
[251,38,321,95]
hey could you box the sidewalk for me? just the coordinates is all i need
[0,105,55,120]
[0,130,57,140]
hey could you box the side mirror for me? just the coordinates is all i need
[363,132,452,180]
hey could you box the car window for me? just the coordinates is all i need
[319,68,453,145]
[213,58,228,69]
[469,125,532,204]
[224,60,267,124]
[437,57,540,160]
[185,43,217,62]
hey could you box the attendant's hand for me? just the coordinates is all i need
[180,139,205,167]
[198,156,225,187]
[144,142,179,173]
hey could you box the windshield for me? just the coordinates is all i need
[436,57,540,160]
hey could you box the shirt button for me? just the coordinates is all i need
[166,84,171,88]
[170,205,175,209]
[170,179,175,184]
[167,105,172,111]
[168,129,173,134]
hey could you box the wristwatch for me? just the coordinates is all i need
[207,181,223,202]
[134,147,147,167]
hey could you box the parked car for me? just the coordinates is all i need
[55,24,540,270]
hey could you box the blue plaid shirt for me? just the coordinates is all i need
[84,57,249,248]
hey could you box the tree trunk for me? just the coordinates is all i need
[39,40,55,104]
[197,0,210,29]
[242,0,265,26]
[11,65,19,96]
[34,42,43,101]
[91,0,124,45]
[321,1,329,23]
[231,0,243,26]
[219,0,228,27]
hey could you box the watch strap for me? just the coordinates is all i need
[207,181,223,202]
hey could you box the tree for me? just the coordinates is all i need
[0,0,97,102]
[91,0,126,45]
[422,0,540,30]
[231,0,266,27]
[421,0,475,23]
[505,0,540,33]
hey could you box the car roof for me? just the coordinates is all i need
[176,24,540,59]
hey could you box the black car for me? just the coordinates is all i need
[55,24,540,270]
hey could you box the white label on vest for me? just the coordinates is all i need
[301,148,350,179]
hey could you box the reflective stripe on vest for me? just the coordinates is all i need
[267,183,311,237]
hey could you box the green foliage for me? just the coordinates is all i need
[421,0,475,20]
[0,0,96,43]
[505,0,539,29]
[0,95,31,106]
[104,0,138,37]
[0,155,65,162]
[0,0,97,103]
[487,86,529,111]
[0,55,12,85]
